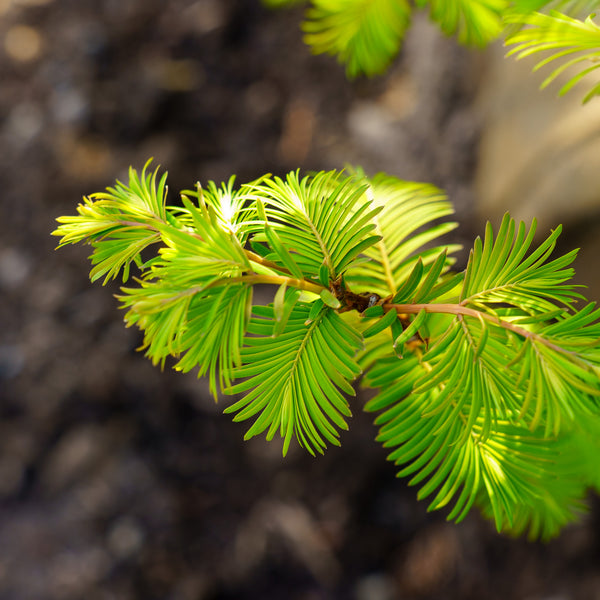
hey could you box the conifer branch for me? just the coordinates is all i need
[382,301,578,356]
[54,162,600,540]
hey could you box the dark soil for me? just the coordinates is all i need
[0,1,598,599]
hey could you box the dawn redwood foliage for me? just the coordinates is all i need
[53,0,600,540]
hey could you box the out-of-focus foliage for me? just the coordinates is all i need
[263,0,600,102]
[505,10,600,102]
[303,0,412,76]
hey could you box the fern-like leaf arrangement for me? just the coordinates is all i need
[505,8,600,102]
[54,161,600,539]
[264,0,600,102]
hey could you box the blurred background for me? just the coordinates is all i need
[1,1,600,598]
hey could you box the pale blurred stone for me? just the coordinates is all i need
[355,573,396,600]
[107,516,145,559]
[476,43,600,230]
[5,101,43,144]
[0,247,31,289]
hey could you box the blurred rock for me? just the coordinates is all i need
[476,43,600,230]
[107,515,145,559]
[355,573,396,600]
[4,102,44,145]
[0,247,31,290]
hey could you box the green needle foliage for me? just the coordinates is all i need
[303,0,412,76]
[54,160,600,540]
[263,0,600,102]
[505,9,600,102]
